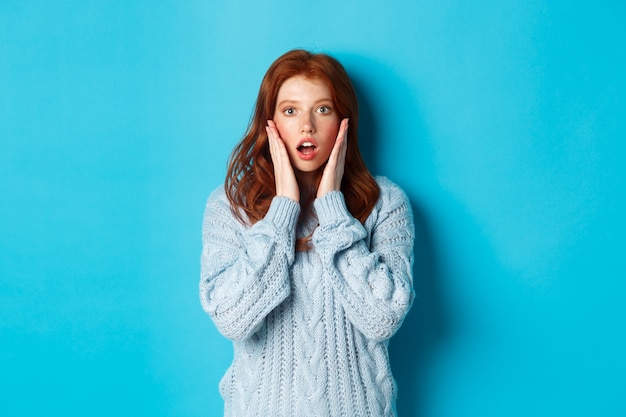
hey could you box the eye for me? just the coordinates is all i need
[283,107,296,116]
[317,105,332,114]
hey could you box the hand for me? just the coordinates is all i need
[317,118,349,198]
[266,120,300,202]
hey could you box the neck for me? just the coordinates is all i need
[295,170,319,190]
[296,171,320,213]
[298,183,317,206]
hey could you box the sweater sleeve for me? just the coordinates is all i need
[312,180,415,341]
[199,189,300,341]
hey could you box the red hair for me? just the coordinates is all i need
[225,49,380,250]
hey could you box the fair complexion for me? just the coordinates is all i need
[265,75,349,203]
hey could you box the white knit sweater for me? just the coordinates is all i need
[200,176,415,417]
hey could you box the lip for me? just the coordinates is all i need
[296,137,319,148]
[296,137,319,161]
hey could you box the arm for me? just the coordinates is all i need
[312,183,414,341]
[199,190,300,341]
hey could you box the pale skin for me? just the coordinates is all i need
[264,75,349,203]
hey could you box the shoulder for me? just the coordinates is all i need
[205,184,229,210]
[363,176,413,230]
[374,176,411,209]
[203,185,236,224]
[206,184,227,204]
[362,176,414,243]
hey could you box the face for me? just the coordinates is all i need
[272,75,340,185]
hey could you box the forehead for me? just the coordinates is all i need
[276,75,332,100]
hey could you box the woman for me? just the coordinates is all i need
[200,49,415,416]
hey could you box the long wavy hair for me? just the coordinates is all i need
[225,49,379,250]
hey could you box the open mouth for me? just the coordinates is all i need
[297,141,317,155]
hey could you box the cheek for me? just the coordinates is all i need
[323,120,340,139]
[274,119,295,139]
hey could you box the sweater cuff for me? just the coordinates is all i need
[266,196,301,231]
[314,191,351,225]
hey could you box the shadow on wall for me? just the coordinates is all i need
[341,53,450,417]
[392,203,448,417]
[339,54,381,176]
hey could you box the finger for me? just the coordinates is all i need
[267,120,283,147]
[267,124,289,163]
[340,118,349,139]
[266,121,296,186]
[267,122,300,201]
[332,119,348,184]
[336,118,349,141]
[266,125,278,163]
[336,118,349,151]
[267,121,286,160]
[328,118,349,167]
[267,122,282,154]
[338,118,349,165]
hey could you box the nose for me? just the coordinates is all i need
[301,112,315,134]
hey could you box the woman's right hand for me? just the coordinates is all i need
[266,120,300,202]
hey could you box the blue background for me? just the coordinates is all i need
[2,1,625,416]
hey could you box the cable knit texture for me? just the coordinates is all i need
[200,176,415,417]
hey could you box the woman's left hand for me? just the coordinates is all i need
[317,118,349,198]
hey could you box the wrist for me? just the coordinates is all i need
[314,190,350,224]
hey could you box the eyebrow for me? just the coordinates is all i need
[276,98,333,108]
